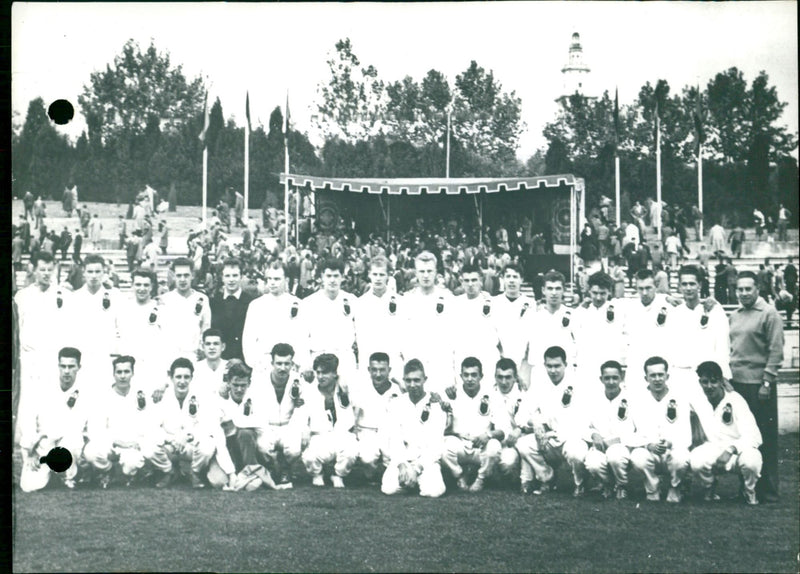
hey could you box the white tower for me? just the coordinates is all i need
[557,32,594,104]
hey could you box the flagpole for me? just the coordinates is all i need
[614,87,621,227]
[295,188,300,247]
[698,142,703,238]
[284,91,290,248]
[202,147,208,225]
[445,106,451,178]
[615,156,621,227]
[244,123,250,225]
[655,106,662,243]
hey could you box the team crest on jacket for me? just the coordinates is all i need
[656,307,668,326]
[479,395,490,415]
[102,292,111,310]
[343,298,351,316]
[290,301,299,318]
[436,296,445,314]
[189,395,198,415]
[482,300,491,317]
[66,389,79,409]
[561,386,573,407]
[617,398,628,421]
[722,403,733,425]
[137,390,146,410]
[389,295,397,315]
[562,310,571,327]
[666,399,677,422]
[195,297,204,315]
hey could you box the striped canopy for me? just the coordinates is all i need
[279,173,582,195]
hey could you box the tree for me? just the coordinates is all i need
[78,39,205,144]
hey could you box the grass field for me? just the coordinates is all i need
[12,434,800,573]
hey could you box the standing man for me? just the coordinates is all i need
[690,361,762,505]
[441,357,505,492]
[242,262,305,375]
[23,190,35,221]
[354,257,403,375]
[729,270,784,503]
[492,264,536,390]
[210,258,255,361]
[159,257,211,363]
[381,359,447,498]
[301,259,358,378]
[523,270,575,393]
[234,190,245,227]
[19,347,90,491]
[629,356,692,503]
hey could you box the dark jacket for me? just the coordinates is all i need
[210,290,256,361]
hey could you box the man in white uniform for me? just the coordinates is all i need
[400,251,455,393]
[19,347,89,491]
[69,254,121,390]
[441,357,505,492]
[192,329,229,399]
[492,264,536,390]
[630,356,692,503]
[524,270,575,393]
[515,346,588,496]
[159,257,211,363]
[690,361,762,505]
[301,259,358,378]
[583,360,637,500]
[298,353,359,488]
[489,358,527,485]
[242,262,305,374]
[14,251,69,440]
[354,257,403,374]
[452,264,502,382]
[381,359,447,498]
[84,356,165,488]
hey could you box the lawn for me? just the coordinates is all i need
[11,434,800,573]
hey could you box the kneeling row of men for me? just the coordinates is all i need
[20,343,763,504]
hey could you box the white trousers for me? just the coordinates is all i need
[301,432,359,478]
[689,443,762,494]
[257,425,303,464]
[441,436,501,481]
[584,444,631,487]
[381,458,446,498]
[630,447,690,494]
[516,434,588,486]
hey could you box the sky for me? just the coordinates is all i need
[11,1,799,161]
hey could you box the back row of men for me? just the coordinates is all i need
[15,249,784,500]
[22,343,764,506]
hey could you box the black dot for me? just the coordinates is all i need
[41,447,73,473]
[48,100,74,125]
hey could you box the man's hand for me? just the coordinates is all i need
[301,369,315,383]
[533,424,547,445]
[428,392,442,404]
[444,385,457,400]
[152,387,166,403]
[713,449,733,472]
[701,297,718,313]
[472,434,489,449]
[591,433,606,452]
[665,295,682,307]
[758,383,771,401]
[195,348,206,362]
[218,382,230,399]
[647,441,667,455]
[581,298,592,309]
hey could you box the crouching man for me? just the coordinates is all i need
[690,360,762,505]
[151,358,226,488]
[299,353,359,488]
[381,359,447,498]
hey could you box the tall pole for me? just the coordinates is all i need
[445,106,451,178]
[698,142,703,239]
[295,188,300,246]
[284,91,290,248]
[615,156,621,227]
[202,147,208,225]
[655,107,662,242]
[244,123,250,225]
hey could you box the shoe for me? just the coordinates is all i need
[601,484,614,499]
[457,476,470,491]
[98,472,111,490]
[331,475,345,489]
[703,487,720,502]
[573,483,585,498]
[311,474,325,487]
[155,471,174,489]
[190,472,205,489]
[469,477,484,492]
[615,485,628,500]
[744,490,759,506]
[521,481,533,495]
[276,473,293,490]
[63,478,76,490]
[666,486,682,503]
[533,481,551,495]
[646,491,661,502]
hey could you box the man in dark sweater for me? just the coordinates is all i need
[210,258,255,361]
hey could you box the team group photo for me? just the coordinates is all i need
[9,2,799,573]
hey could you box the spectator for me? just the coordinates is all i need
[708,221,726,257]
[753,208,766,240]
[23,191,34,220]
[777,204,791,242]
[729,224,745,258]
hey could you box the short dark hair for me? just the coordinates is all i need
[313,353,339,373]
[543,346,567,363]
[403,358,425,376]
[600,360,623,375]
[643,355,669,374]
[131,269,156,286]
[171,257,194,271]
[113,355,136,372]
[502,263,523,277]
[58,347,82,365]
[696,360,723,380]
[202,328,224,343]
[271,343,295,359]
[495,357,518,376]
[737,270,757,282]
[83,254,105,267]
[368,352,390,364]
[636,269,654,282]
[32,251,55,267]
[222,258,243,272]
[460,356,483,374]
[226,359,252,381]
[677,265,701,281]
[320,258,344,275]
[543,269,565,285]
[169,357,194,376]
[587,271,613,291]
[460,263,482,276]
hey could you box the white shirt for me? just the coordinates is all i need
[69,284,121,367]
[623,294,673,374]
[241,291,305,372]
[492,293,536,368]
[159,289,211,361]
[192,359,229,400]
[88,384,159,446]
[515,373,585,443]
[352,382,401,431]
[20,378,91,451]
[668,301,731,378]
[451,293,502,373]
[301,289,358,370]
[400,287,456,389]
[525,305,576,368]
[382,391,446,463]
[585,385,638,447]
[354,289,403,370]
[704,390,762,452]
[632,387,692,451]
[448,386,502,441]
[572,300,626,381]
[116,296,168,389]
[15,282,69,356]
[488,385,526,437]
[295,384,357,437]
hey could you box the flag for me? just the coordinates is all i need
[199,91,210,144]
[693,87,705,154]
[245,91,251,133]
[613,87,620,153]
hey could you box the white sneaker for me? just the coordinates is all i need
[311,474,325,487]
[331,475,345,489]
[646,491,661,502]
[457,477,470,491]
[469,477,484,492]
[744,490,759,506]
[666,486,682,504]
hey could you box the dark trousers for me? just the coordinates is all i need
[732,382,779,498]
[227,428,260,473]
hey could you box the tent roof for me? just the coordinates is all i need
[279,173,582,195]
